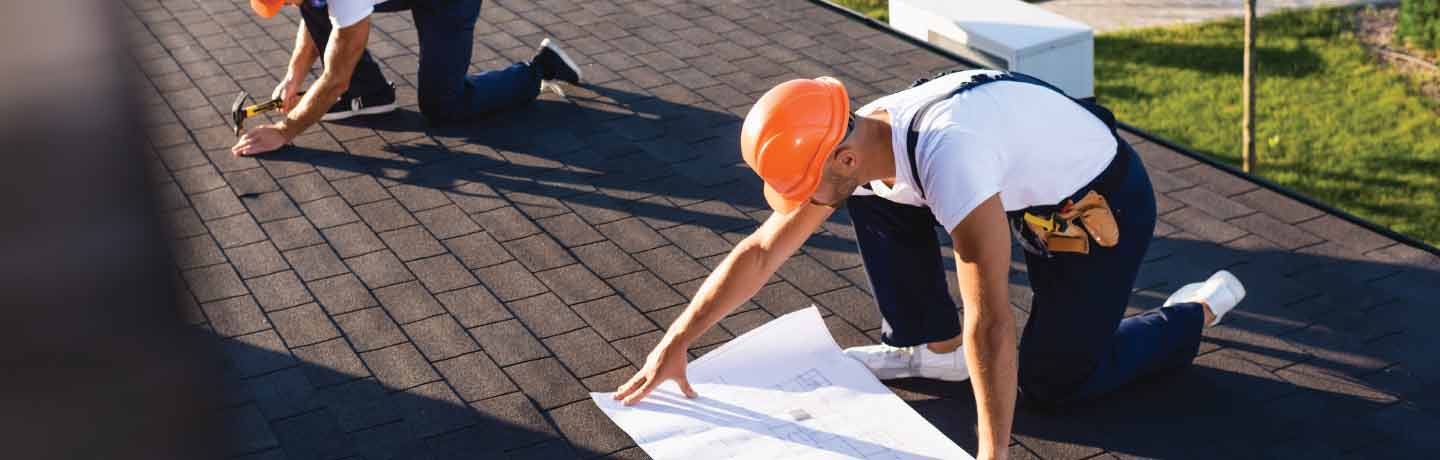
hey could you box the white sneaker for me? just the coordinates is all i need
[843,344,969,382]
[1163,270,1246,327]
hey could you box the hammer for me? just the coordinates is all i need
[230,90,301,137]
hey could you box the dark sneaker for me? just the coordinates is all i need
[531,38,583,86]
[322,83,398,121]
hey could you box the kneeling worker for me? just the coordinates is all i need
[613,70,1247,460]
[234,0,583,156]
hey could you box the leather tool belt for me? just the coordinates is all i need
[1010,191,1119,257]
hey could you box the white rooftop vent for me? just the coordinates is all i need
[889,0,1095,99]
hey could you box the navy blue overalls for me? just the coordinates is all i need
[845,71,1208,406]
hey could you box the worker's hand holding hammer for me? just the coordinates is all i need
[273,75,303,114]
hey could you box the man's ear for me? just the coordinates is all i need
[834,145,859,170]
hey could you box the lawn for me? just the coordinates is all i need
[829,1,1440,245]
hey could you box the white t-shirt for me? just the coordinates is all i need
[853,70,1117,233]
[323,0,387,28]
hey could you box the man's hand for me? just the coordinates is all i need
[231,123,292,157]
[614,338,698,405]
[273,76,303,114]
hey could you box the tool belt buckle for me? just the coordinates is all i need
[1011,191,1120,257]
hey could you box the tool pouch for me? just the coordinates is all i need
[1012,191,1120,256]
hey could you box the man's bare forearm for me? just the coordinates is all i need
[966,307,1017,458]
[661,204,833,349]
[287,22,319,79]
[662,240,773,349]
[279,19,369,140]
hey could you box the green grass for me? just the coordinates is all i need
[1096,7,1440,245]
[829,0,889,22]
[829,1,1440,245]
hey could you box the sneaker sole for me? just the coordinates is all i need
[873,367,969,382]
[539,38,583,83]
[321,102,398,122]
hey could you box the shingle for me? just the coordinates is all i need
[473,206,541,241]
[374,281,446,324]
[261,216,324,250]
[572,241,644,278]
[317,378,399,432]
[445,231,513,269]
[247,270,314,311]
[346,250,415,288]
[433,352,516,402]
[468,393,558,450]
[548,400,636,456]
[407,254,479,293]
[633,245,708,284]
[300,195,361,229]
[775,254,849,295]
[335,307,406,352]
[415,204,481,239]
[172,234,225,269]
[307,273,378,314]
[283,244,349,281]
[356,199,420,232]
[201,295,271,337]
[536,213,605,248]
[608,271,686,312]
[389,183,453,212]
[544,328,629,378]
[277,171,338,203]
[404,314,480,362]
[379,225,447,261]
[361,343,440,390]
[534,264,614,305]
[332,174,392,206]
[323,221,387,258]
[504,234,576,272]
[293,338,370,387]
[225,241,289,279]
[269,302,340,347]
[571,295,655,341]
[473,261,548,301]
[183,264,249,302]
[504,358,589,410]
[506,293,586,338]
[207,213,267,248]
[435,285,511,327]
[596,218,666,253]
[659,224,733,258]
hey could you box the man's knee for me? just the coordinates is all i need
[1016,356,1093,408]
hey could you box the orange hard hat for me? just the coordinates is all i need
[740,77,850,215]
[250,0,283,18]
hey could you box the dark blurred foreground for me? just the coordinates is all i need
[0,2,222,459]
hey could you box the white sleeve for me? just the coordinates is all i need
[327,0,374,29]
[920,129,1003,233]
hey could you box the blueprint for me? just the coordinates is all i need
[591,307,973,460]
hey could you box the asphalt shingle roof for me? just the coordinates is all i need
[131,0,1440,458]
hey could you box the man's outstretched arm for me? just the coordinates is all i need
[614,202,835,405]
[950,194,1017,460]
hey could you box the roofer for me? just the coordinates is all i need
[232,0,582,156]
[613,69,1247,460]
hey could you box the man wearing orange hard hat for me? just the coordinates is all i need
[615,70,1247,460]
[232,0,583,156]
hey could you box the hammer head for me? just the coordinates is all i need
[230,91,251,137]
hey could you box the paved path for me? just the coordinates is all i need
[129,0,1439,458]
[1038,0,1394,32]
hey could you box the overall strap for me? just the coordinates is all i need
[903,71,1117,200]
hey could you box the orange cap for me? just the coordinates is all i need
[740,77,849,214]
[250,0,283,18]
